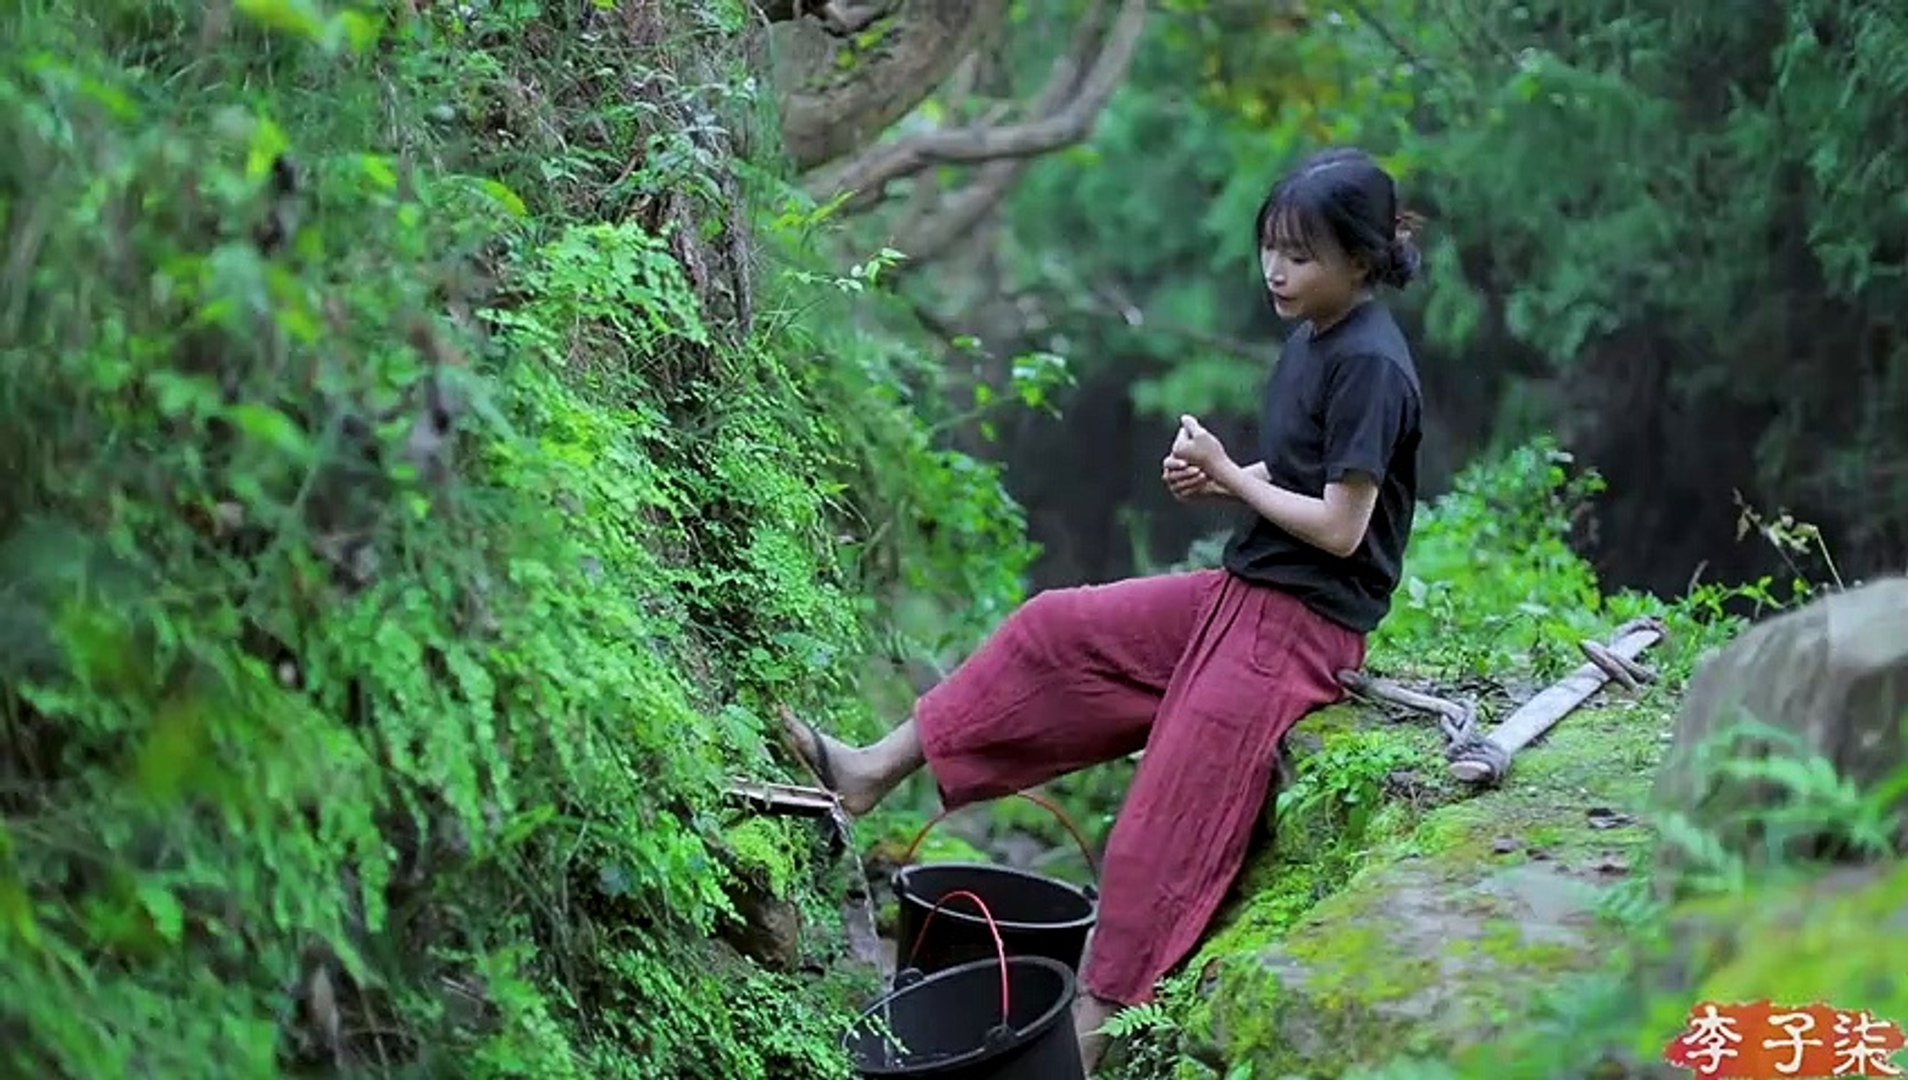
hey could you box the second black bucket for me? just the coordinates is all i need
[892,791,1099,977]
[845,891,1085,1080]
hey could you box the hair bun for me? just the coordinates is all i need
[1381,210,1424,287]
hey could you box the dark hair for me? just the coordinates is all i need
[1255,147,1422,289]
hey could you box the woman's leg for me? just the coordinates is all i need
[781,570,1223,816]
[1073,577,1365,1071]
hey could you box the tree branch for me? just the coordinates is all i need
[813,0,1147,212]
[889,158,1026,265]
[751,0,892,32]
[805,0,1106,213]
[1019,0,1115,115]
[1048,279,1269,364]
[763,0,1009,172]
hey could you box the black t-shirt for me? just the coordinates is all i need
[1221,299,1422,634]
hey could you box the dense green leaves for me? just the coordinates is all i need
[0,1,1038,1076]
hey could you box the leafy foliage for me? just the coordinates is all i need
[0,1,1041,1075]
[1273,731,1421,868]
[1365,439,1613,678]
[1654,715,1908,896]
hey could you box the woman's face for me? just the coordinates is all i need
[1260,227,1368,328]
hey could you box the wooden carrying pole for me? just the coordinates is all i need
[1447,619,1665,784]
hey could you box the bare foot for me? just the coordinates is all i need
[778,706,882,816]
[1073,993,1119,1074]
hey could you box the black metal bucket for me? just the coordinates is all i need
[892,791,1099,977]
[845,891,1084,1079]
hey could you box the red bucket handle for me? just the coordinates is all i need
[901,790,1100,879]
[903,889,1011,1026]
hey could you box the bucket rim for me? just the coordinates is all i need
[892,862,1097,932]
[843,953,1078,1077]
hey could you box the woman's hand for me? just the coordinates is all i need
[1171,414,1233,474]
[1162,415,1240,502]
[1162,455,1223,501]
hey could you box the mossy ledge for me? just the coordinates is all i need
[1139,620,1908,1080]
[1167,691,1674,1077]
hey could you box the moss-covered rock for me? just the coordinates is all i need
[1651,574,1908,875]
[1174,642,1908,1080]
[1640,859,1908,1056]
[1186,694,1674,1077]
[1371,857,1908,1080]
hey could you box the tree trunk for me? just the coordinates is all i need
[757,0,1010,172]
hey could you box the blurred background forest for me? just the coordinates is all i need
[797,0,1903,613]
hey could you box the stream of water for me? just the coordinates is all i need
[832,804,909,1065]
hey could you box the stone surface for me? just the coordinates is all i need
[1366,858,1908,1080]
[1652,575,1908,864]
[718,881,801,971]
[1654,858,1908,1030]
[1186,697,1668,1077]
[1235,861,1611,1061]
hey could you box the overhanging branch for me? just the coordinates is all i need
[765,0,1009,172]
[889,158,1025,265]
[812,0,1148,213]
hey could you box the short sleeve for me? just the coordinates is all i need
[1322,355,1416,486]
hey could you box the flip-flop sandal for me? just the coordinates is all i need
[776,705,840,797]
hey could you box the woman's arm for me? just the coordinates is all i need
[1171,411,1386,557]
[1204,460,1266,499]
[1209,461,1378,557]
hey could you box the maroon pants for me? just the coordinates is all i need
[912,568,1365,1005]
